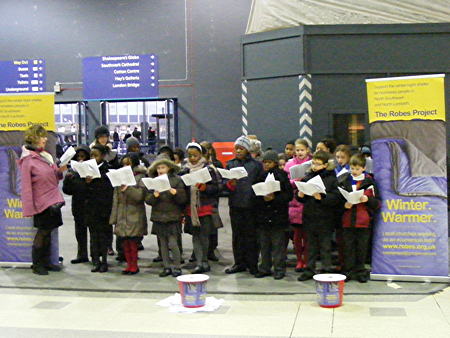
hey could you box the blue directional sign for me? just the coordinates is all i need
[82,54,159,100]
[0,59,46,93]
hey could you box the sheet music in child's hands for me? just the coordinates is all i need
[142,174,171,192]
[70,159,101,179]
[289,160,311,180]
[252,173,281,196]
[295,174,326,196]
[336,167,349,177]
[106,166,137,187]
[181,167,212,186]
[217,167,248,180]
[59,146,76,166]
[338,187,364,204]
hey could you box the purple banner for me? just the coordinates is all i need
[371,138,448,277]
[0,146,58,264]
[0,59,46,94]
[83,54,159,100]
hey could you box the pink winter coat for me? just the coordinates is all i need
[18,147,64,217]
[284,155,312,225]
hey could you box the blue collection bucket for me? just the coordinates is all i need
[177,274,210,308]
[313,274,346,308]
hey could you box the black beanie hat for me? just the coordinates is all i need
[262,150,279,163]
[94,125,110,139]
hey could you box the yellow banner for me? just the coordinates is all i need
[366,74,446,123]
[0,92,55,131]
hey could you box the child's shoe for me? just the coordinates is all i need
[159,268,172,277]
[254,271,272,278]
[172,268,182,277]
[91,264,101,273]
[297,269,314,281]
[274,272,285,280]
[99,263,108,273]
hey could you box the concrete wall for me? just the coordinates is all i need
[241,24,450,152]
[0,0,252,145]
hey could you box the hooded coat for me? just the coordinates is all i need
[145,158,187,223]
[62,145,91,223]
[110,165,148,237]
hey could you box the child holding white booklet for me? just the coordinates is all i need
[296,150,340,281]
[145,156,187,277]
[109,153,147,275]
[284,138,312,272]
[253,151,293,280]
[338,153,379,283]
[179,143,219,274]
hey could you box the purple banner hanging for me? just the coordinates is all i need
[0,146,59,264]
[371,138,448,277]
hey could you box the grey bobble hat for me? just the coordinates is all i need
[234,135,251,151]
[126,136,140,150]
[262,150,279,163]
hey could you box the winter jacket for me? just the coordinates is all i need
[338,173,379,228]
[284,155,312,224]
[84,161,114,227]
[296,168,341,232]
[145,174,187,223]
[225,155,263,209]
[254,167,293,229]
[62,169,88,223]
[110,166,148,237]
[179,164,219,217]
[18,146,64,217]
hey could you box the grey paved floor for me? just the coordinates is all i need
[0,197,448,296]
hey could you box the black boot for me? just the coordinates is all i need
[43,235,61,272]
[91,257,101,272]
[31,246,48,275]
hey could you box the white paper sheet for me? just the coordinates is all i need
[142,174,171,192]
[295,174,326,195]
[217,167,248,180]
[106,166,137,187]
[181,167,212,186]
[59,146,76,166]
[338,187,364,204]
[289,160,311,179]
[156,293,224,313]
[70,159,101,179]
[336,167,349,177]
[252,173,281,196]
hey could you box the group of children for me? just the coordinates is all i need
[62,126,379,282]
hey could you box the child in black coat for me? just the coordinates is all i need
[254,151,293,280]
[296,150,341,281]
[85,145,114,273]
[62,145,91,264]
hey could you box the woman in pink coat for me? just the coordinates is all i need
[18,125,67,275]
[284,139,312,271]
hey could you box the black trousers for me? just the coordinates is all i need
[258,227,287,274]
[306,228,333,272]
[230,207,258,271]
[74,220,89,259]
[343,227,371,274]
[209,231,218,254]
[89,217,110,264]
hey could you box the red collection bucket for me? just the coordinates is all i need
[176,274,210,308]
[313,274,346,308]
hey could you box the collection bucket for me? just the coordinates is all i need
[313,274,346,308]
[176,274,210,308]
